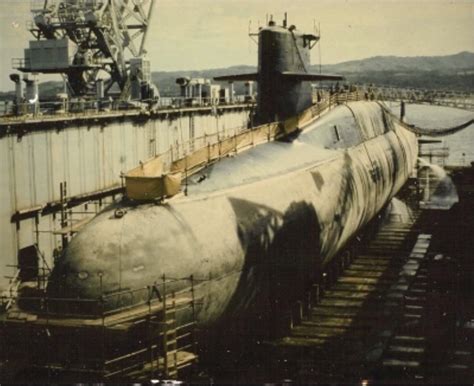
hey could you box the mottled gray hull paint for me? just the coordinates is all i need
[46,102,418,325]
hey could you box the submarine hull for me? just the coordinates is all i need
[46,102,418,325]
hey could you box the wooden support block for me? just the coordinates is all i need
[274,309,293,338]
[292,301,303,326]
[304,291,312,315]
[331,264,337,283]
[312,284,320,305]
[284,310,293,334]
[340,256,346,271]
[326,270,332,289]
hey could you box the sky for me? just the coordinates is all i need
[0,0,473,91]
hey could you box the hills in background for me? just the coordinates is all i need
[320,51,474,73]
[1,51,473,100]
[318,51,474,92]
[154,51,474,96]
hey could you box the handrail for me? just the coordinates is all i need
[0,95,253,120]
[2,84,472,121]
[4,274,200,319]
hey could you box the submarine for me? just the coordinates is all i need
[3,16,418,377]
[40,16,417,322]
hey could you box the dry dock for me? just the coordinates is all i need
[201,166,474,383]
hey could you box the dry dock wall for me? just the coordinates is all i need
[0,105,251,291]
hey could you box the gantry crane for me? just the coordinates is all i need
[15,0,156,99]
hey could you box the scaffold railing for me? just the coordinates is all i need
[1,273,200,380]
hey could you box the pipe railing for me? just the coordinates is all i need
[4,273,206,319]
[3,271,199,379]
[2,84,472,120]
[0,95,253,120]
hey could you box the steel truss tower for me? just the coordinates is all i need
[18,0,155,98]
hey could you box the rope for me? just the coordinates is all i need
[379,103,474,137]
[401,118,474,137]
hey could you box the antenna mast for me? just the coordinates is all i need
[318,22,322,74]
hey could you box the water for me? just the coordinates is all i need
[387,102,474,166]
[418,157,459,210]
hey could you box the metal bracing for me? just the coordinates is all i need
[25,0,155,97]
[1,273,199,381]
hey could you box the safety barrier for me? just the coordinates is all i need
[124,90,367,200]
[1,273,200,380]
[0,95,251,120]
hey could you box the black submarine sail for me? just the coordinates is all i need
[215,14,342,124]
[15,17,417,329]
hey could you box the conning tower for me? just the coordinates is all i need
[215,15,342,124]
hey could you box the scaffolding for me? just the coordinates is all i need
[1,274,199,381]
[2,175,198,379]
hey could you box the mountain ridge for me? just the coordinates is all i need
[152,51,474,95]
[317,51,474,73]
[1,52,472,99]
